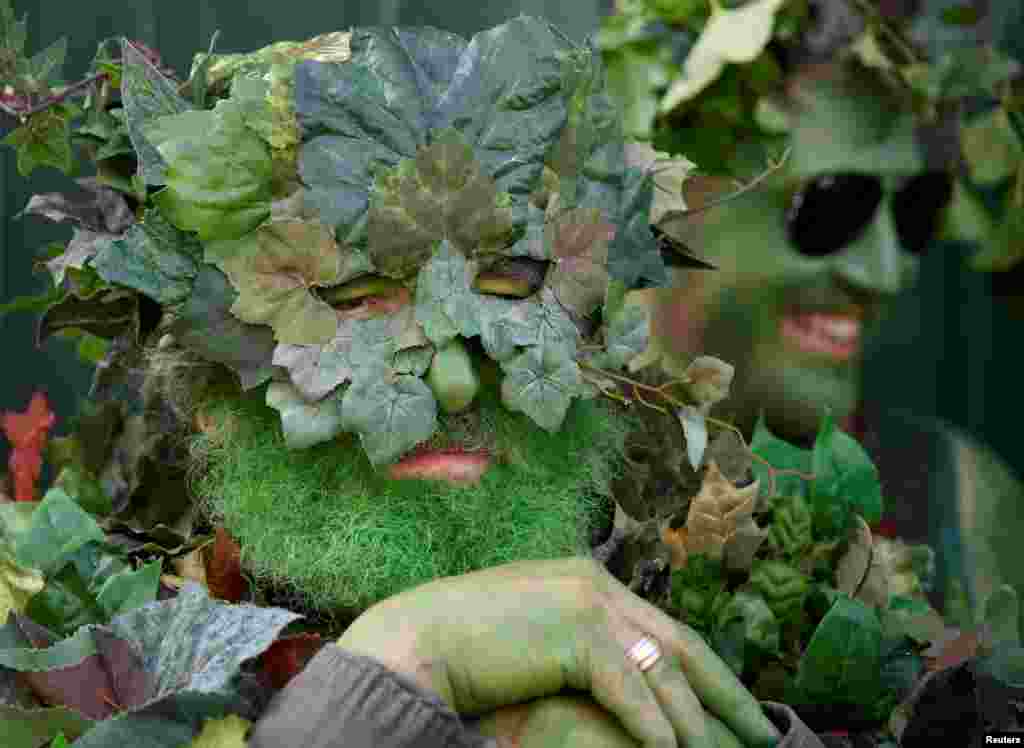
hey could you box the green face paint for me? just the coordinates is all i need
[654,67,941,446]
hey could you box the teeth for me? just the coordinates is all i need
[811,316,859,342]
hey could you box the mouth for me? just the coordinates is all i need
[779,305,864,361]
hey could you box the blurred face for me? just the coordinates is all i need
[652,67,952,446]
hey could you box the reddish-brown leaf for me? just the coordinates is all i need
[13,617,152,720]
[1,391,56,501]
[204,526,248,602]
[256,632,325,690]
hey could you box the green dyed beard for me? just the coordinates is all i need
[186,375,629,618]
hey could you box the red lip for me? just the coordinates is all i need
[387,448,491,484]
[779,308,862,361]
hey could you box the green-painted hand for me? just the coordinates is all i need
[337,557,780,748]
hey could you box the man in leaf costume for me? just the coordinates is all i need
[611,0,1024,633]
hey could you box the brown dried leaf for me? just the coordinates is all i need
[683,459,758,561]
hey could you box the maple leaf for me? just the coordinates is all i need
[1,391,56,501]
[256,632,325,690]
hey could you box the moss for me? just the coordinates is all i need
[185,374,631,617]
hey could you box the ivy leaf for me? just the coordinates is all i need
[368,129,516,278]
[607,166,667,288]
[660,0,787,111]
[90,209,202,305]
[623,141,695,221]
[265,380,346,450]
[119,38,193,186]
[144,98,272,242]
[167,265,278,391]
[602,296,650,371]
[810,410,884,535]
[272,318,359,402]
[678,405,708,471]
[478,296,542,362]
[1,106,76,177]
[500,344,581,433]
[341,366,438,466]
[545,206,615,317]
[214,219,346,345]
[535,288,581,358]
[414,241,481,346]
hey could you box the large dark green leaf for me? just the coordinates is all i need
[119,38,193,186]
[607,166,668,288]
[793,594,883,707]
[167,265,277,391]
[294,17,577,251]
[90,209,201,305]
[14,488,106,577]
[500,344,582,432]
[810,410,884,535]
[749,413,812,502]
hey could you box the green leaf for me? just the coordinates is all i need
[882,595,947,644]
[793,594,883,707]
[669,553,728,633]
[146,95,272,241]
[603,48,669,140]
[500,344,581,433]
[341,366,438,466]
[712,588,781,675]
[119,38,193,185]
[189,30,221,110]
[95,558,162,620]
[1,107,75,177]
[90,208,201,305]
[534,288,581,358]
[478,295,543,362]
[367,129,516,278]
[213,219,346,345]
[810,410,884,535]
[51,464,114,516]
[607,166,667,287]
[602,296,650,371]
[265,380,346,450]
[0,705,93,748]
[167,265,277,391]
[749,559,809,624]
[750,413,812,501]
[766,493,813,558]
[414,241,481,346]
[294,17,575,249]
[960,105,1023,185]
[35,289,140,349]
[14,488,106,576]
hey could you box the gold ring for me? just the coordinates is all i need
[626,634,662,673]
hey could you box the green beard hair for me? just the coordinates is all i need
[183,368,631,618]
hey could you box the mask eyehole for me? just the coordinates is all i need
[892,172,953,255]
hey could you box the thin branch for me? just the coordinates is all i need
[677,147,792,218]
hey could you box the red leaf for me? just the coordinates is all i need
[388,448,491,484]
[1,391,56,502]
[257,633,325,690]
[13,616,152,720]
[205,526,248,602]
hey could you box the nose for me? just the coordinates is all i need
[828,195,911,297]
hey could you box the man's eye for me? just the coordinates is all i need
[785,173,883,257]
[892,172,953,255]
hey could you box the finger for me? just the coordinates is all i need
[611,586,780,748]
[577,626,678,748]
[641,654,715,748]
[703,708,744,748]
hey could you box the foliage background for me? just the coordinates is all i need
[1,0,1021,489]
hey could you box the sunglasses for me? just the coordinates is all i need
[785,172,953,258]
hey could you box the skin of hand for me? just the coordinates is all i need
[473,693,745,748]
[336,556,780,748]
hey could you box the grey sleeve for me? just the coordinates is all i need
[247,643,497,748]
